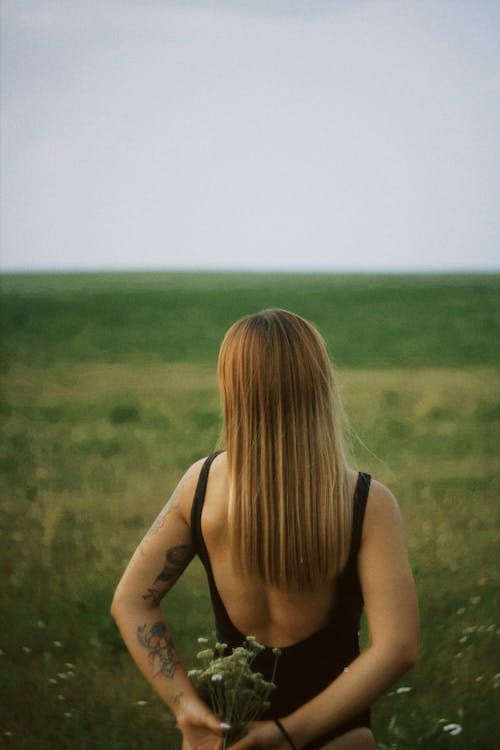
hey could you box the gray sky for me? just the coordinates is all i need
[1,0,499,272]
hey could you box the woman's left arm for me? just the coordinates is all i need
[111,459,228,750]
[231,479,420,750]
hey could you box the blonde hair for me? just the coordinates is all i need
[217,309,351,592]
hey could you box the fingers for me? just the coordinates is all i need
[196,708,231,737]
[229,721,280,750]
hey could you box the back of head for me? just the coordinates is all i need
[218,309,351,592]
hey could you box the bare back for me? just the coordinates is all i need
[188,451,362,648]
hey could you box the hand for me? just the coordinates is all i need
[176,700,229,750]
[229,721,290,750]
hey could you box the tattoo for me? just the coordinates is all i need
[137,621,179,678]
[173,691,184,704]
[144,483,184,541]
[142,544,193,604]
[157,545,193,581]
[142,587,162,606]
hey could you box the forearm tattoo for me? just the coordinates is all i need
[137,620,179,678]
[142,544,193,605]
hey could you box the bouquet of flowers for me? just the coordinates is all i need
[188,636,281,748]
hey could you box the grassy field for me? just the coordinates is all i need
[1,272,499,749]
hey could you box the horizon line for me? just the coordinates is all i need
[1,267,500,276]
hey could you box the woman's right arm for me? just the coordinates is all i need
[231,480,420,750]
[110,460,229,750]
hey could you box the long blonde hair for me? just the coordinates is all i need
[217,309,351,592]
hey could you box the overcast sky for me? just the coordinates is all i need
[1,0,499,272]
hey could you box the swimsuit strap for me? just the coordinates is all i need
[190,450,242,640]
[190,451,222,569]
[346,471,371,568]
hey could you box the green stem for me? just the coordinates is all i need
[271,650,280,686]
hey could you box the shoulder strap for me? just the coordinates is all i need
[190,451,222,561]
[189,450,247,643]
[348,471,371,563]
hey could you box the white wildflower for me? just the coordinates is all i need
[396,686,413,694]
[197,649,214,660]
[252,642,266,653]
[135,700,148,706]
[197,637,209,644]
[443,723,462,736]
[211,674,223,682]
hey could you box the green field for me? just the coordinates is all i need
[1,272,499,749]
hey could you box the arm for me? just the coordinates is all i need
[231,480,420,750]
[110,459,229,750]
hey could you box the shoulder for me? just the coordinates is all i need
[346,469,403,537]
[174,452,227,523]
[348,469,400,512]
[361,477,406,548]
[366,477,401,517]
[169,457,206,523]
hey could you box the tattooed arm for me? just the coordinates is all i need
[111,459,228,750]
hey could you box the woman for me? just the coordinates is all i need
[111,309,419,750]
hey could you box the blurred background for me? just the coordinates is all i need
[1,2,499,749]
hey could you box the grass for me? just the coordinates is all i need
[1,272,499,370]
[0,272,499,749]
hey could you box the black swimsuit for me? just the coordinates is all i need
[190,452,372,749]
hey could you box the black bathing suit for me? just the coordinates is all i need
[190,451,372,749]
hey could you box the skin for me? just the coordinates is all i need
[111,452,419,750]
